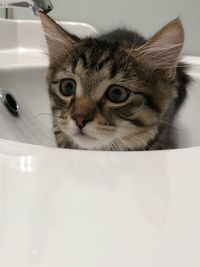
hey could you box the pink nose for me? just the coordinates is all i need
[72,115,94,129]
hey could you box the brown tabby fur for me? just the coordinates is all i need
[39,13,190,151]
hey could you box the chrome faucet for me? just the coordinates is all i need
[0,0,53,14]
[32,0,53,14]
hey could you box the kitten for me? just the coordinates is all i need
[39,13,190,151]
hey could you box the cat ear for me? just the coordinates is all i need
[39,12,80,65]
[136,19,184,80]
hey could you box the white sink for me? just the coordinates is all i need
[0,18,97,147]
[0,19,200,148]
[0,18,200,267]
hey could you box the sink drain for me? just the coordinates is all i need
[0,89,20,117]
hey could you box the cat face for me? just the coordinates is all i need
[39,13,184,150]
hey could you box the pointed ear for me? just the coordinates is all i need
[136,19,184,80]
[39,12,80,65]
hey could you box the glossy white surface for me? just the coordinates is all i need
[0,18,200,267]
[0,18,97,51]
[0,139,200,267]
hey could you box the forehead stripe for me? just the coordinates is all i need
[79,52,87,68]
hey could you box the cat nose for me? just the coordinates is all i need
[71,97,97,129]
[72,115,94,129]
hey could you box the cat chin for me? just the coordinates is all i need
[69,134,113,150]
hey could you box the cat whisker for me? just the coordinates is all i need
[116,137,133,151]
[22,125,52,135]
[34,113,52,119]
[110,140,119,151]
[125,135,150,151]
[115,128,154,151]
[120,135,146,151]
[159,119,178,131]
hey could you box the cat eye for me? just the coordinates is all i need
[106,85,130,103]
[60,79,76,96]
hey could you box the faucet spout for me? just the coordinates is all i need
[32,0,53,14]
[0,0,53,15]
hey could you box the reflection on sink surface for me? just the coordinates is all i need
[0,138,200,267]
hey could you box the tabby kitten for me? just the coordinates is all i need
[39,13,190,151]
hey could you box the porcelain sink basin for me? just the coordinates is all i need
[0,18,200,267]
[0,19,200,148]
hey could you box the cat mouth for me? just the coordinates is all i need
[74,131,97,141]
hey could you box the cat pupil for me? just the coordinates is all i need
[113,89,121,96]
[107,86,129,103]
[60,79,76,96]
[112,89,122,99]
[64,82,74,94]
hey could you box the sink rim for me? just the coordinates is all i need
[0,136,200,156]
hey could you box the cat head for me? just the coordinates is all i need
[39,13,184,150]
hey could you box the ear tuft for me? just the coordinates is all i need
[39,12,79,65]
[136,18,184,80]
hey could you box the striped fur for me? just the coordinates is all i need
[40,13,191,150]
